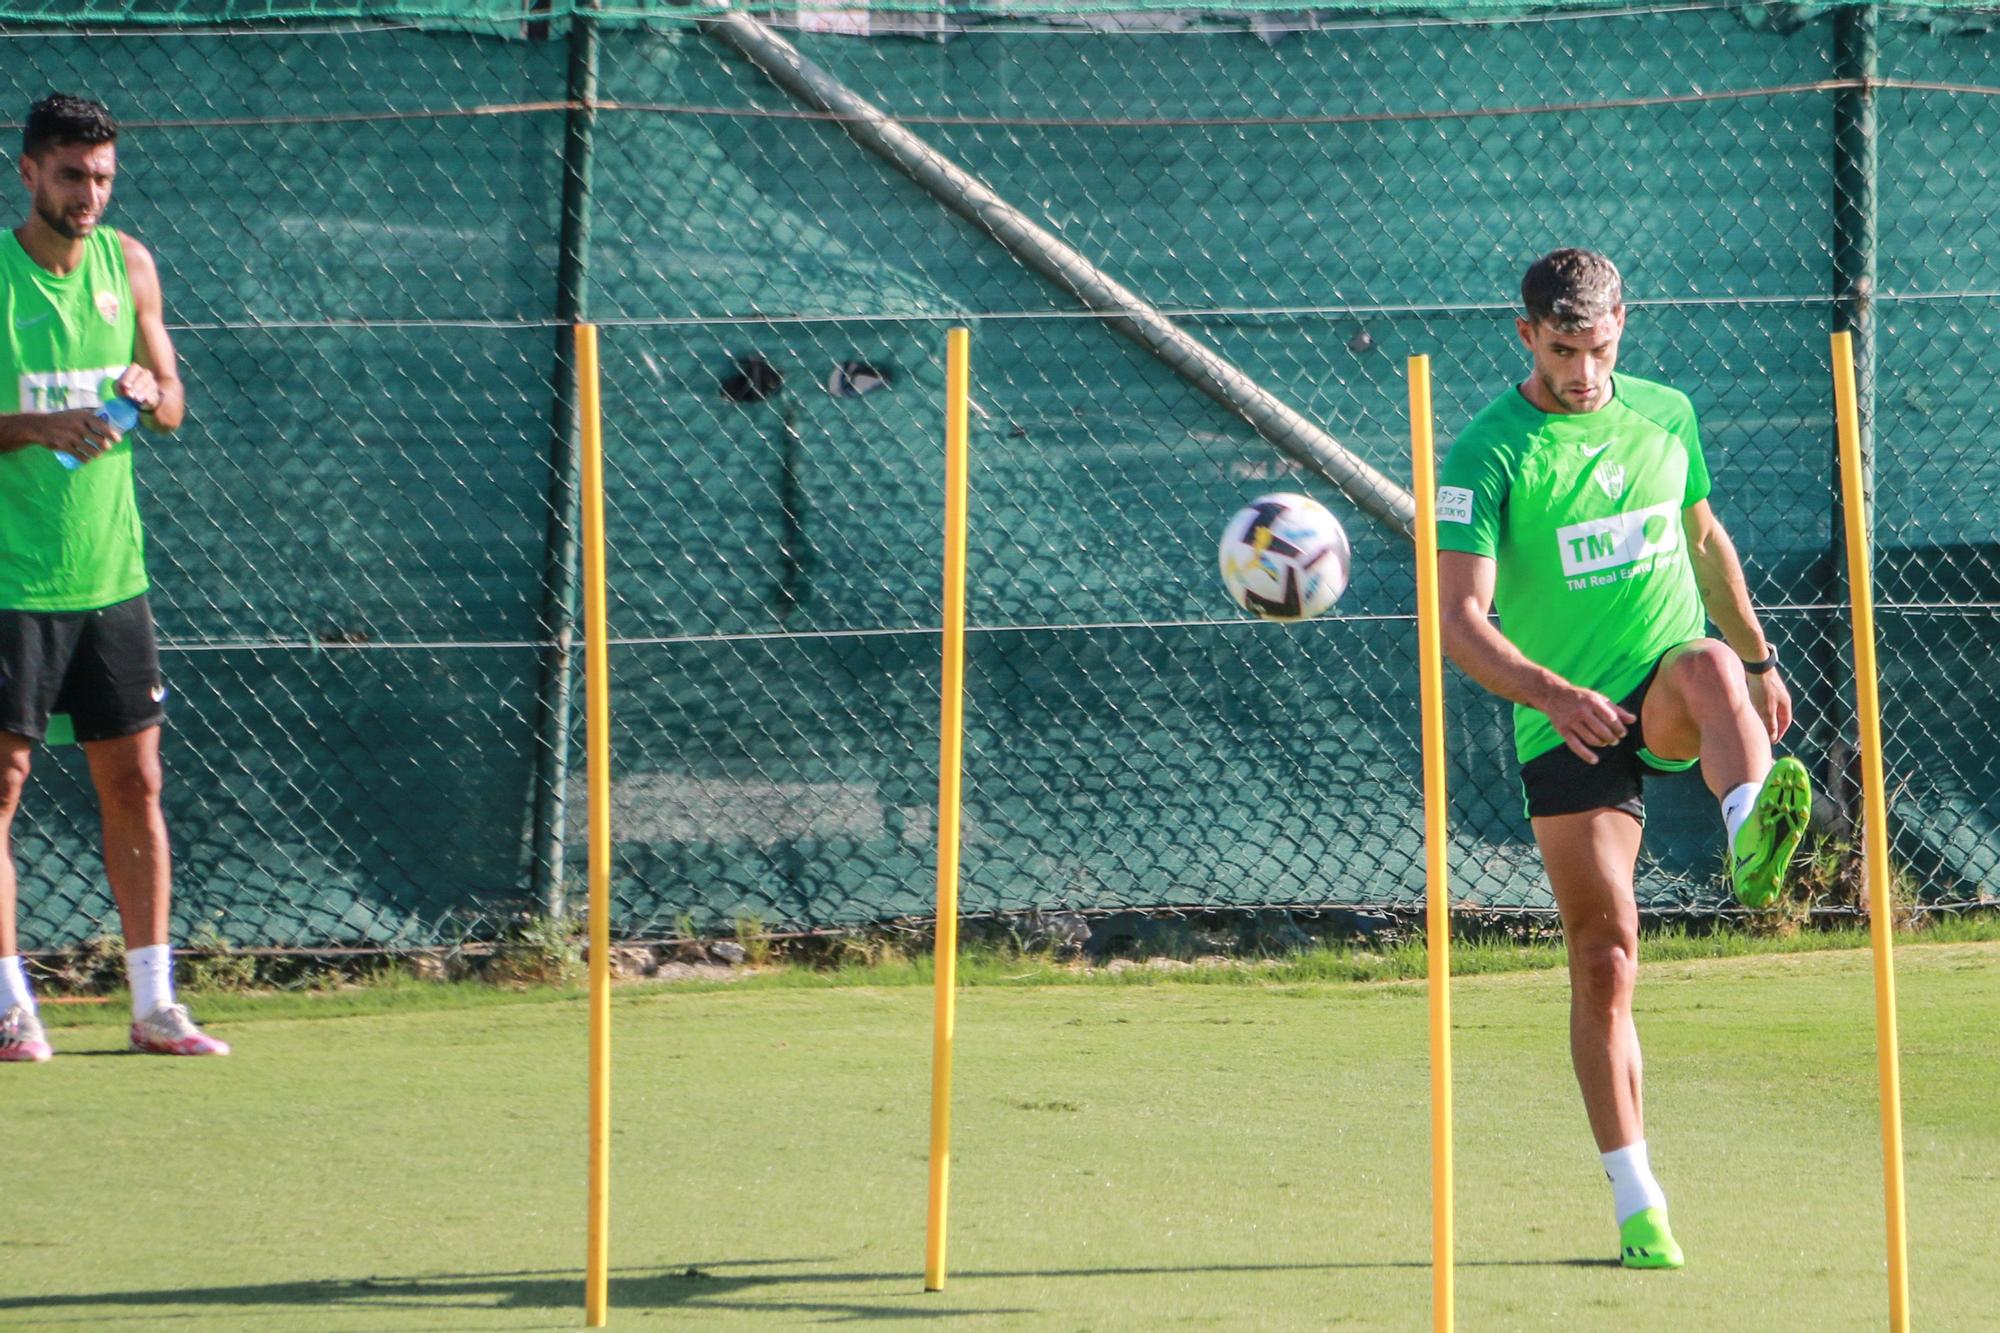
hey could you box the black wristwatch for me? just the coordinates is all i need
[1741,646,1778,675]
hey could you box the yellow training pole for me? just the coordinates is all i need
[579,322,613,1329]
[1409,355,1454,1333]
[1831,329,1911,1332]
[924,327,971,1293]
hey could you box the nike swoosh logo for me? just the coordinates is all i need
[1581,442,1612,457]
[14,312,51,329]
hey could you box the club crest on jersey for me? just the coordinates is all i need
[96,291,121,324]
[1593,461,1626,500]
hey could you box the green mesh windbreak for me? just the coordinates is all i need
[3,2,1999,26]
[2,1,1996,946]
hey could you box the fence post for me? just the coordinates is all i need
[1834,2,1877,517]
[530,0,601,921]
[1820,0,1878,828]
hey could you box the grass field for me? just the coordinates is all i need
[6,939,1997,1329]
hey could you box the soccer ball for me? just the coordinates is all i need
[1217,492,1351,622]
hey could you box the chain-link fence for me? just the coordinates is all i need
[3,0,1996,947]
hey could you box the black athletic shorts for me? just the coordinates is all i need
[0,593,167,744]
[1518,652,1698,821]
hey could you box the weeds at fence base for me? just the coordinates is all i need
[1737,833,1921,936]
[20,900,1995,999]
[183,924,259,993]
[33,934,125,993]
[485,911,586,989]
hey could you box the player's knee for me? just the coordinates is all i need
[1571,937,1637,1006]
[1672,641,1748,711]
[0,751,29,815]
[95,756,164,812]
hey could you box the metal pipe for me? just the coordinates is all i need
[1833,3,1878,516]
[529,2,601,919]
[702,10,1417,542]
[1820,1,1878,831]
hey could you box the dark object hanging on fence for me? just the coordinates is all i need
[721,354,784,402]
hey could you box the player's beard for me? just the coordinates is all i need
[1540,366,1605,414]
[34,194,96,240]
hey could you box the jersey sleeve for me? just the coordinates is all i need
[1678,399,1711,507]
[1434,429,1510,558]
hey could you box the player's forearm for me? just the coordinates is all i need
[141,377,185,433]
[1439,606,1570,714]
[1688,526,1770,661]
[0,413,52,452]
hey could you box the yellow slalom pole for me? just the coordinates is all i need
[578,322,613,1329]
[1409,355,1454,1333]
[924,327,971,1293]
[1831,330,1911,1332]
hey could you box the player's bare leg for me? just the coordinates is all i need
[0,732,32,961]
[1643,638,1810,908]
[84,726,226,1055]
[1536,808,1645,1151]
[1535,808,1682,1267]
[0,732,49,1061]
[84,726,169,949]
[1640,639,1767,796]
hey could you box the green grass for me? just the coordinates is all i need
[7,940,1998,1329]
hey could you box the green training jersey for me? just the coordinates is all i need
[1435,374,1711,764]
[0,226,148,612]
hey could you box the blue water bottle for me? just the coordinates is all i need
[56,395,141,471]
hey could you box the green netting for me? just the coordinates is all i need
[5,1,2000,28]
[1,1,1996,948]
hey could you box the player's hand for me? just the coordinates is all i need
[38,408,122,463]
[115,363,162,414]
[1541,683,1636,764]
[1748,669,1793,745]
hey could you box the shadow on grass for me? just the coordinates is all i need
[0,1253,1623,1323]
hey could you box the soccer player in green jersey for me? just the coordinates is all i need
[0,95,227,1061]
[1435,249,1811,1268]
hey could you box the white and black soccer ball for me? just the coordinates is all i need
[1217,492,1351,622]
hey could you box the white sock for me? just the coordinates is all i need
[0,955,35,1015]
[1720,779,1761,843]
[1601,1140,1669,1224]
[126,944,174,1021]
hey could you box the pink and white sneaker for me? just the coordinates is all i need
[130,1003,230,1056]
[1,1003,53,1062]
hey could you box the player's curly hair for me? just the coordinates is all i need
[22,93,118,160]
[1521,249,1622,332]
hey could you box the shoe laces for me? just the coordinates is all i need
[2,1003,44,1044]
[140,1002,199,1039]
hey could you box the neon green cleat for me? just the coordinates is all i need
[1732,756,1812,909]
[1619,1207,1685,1270]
